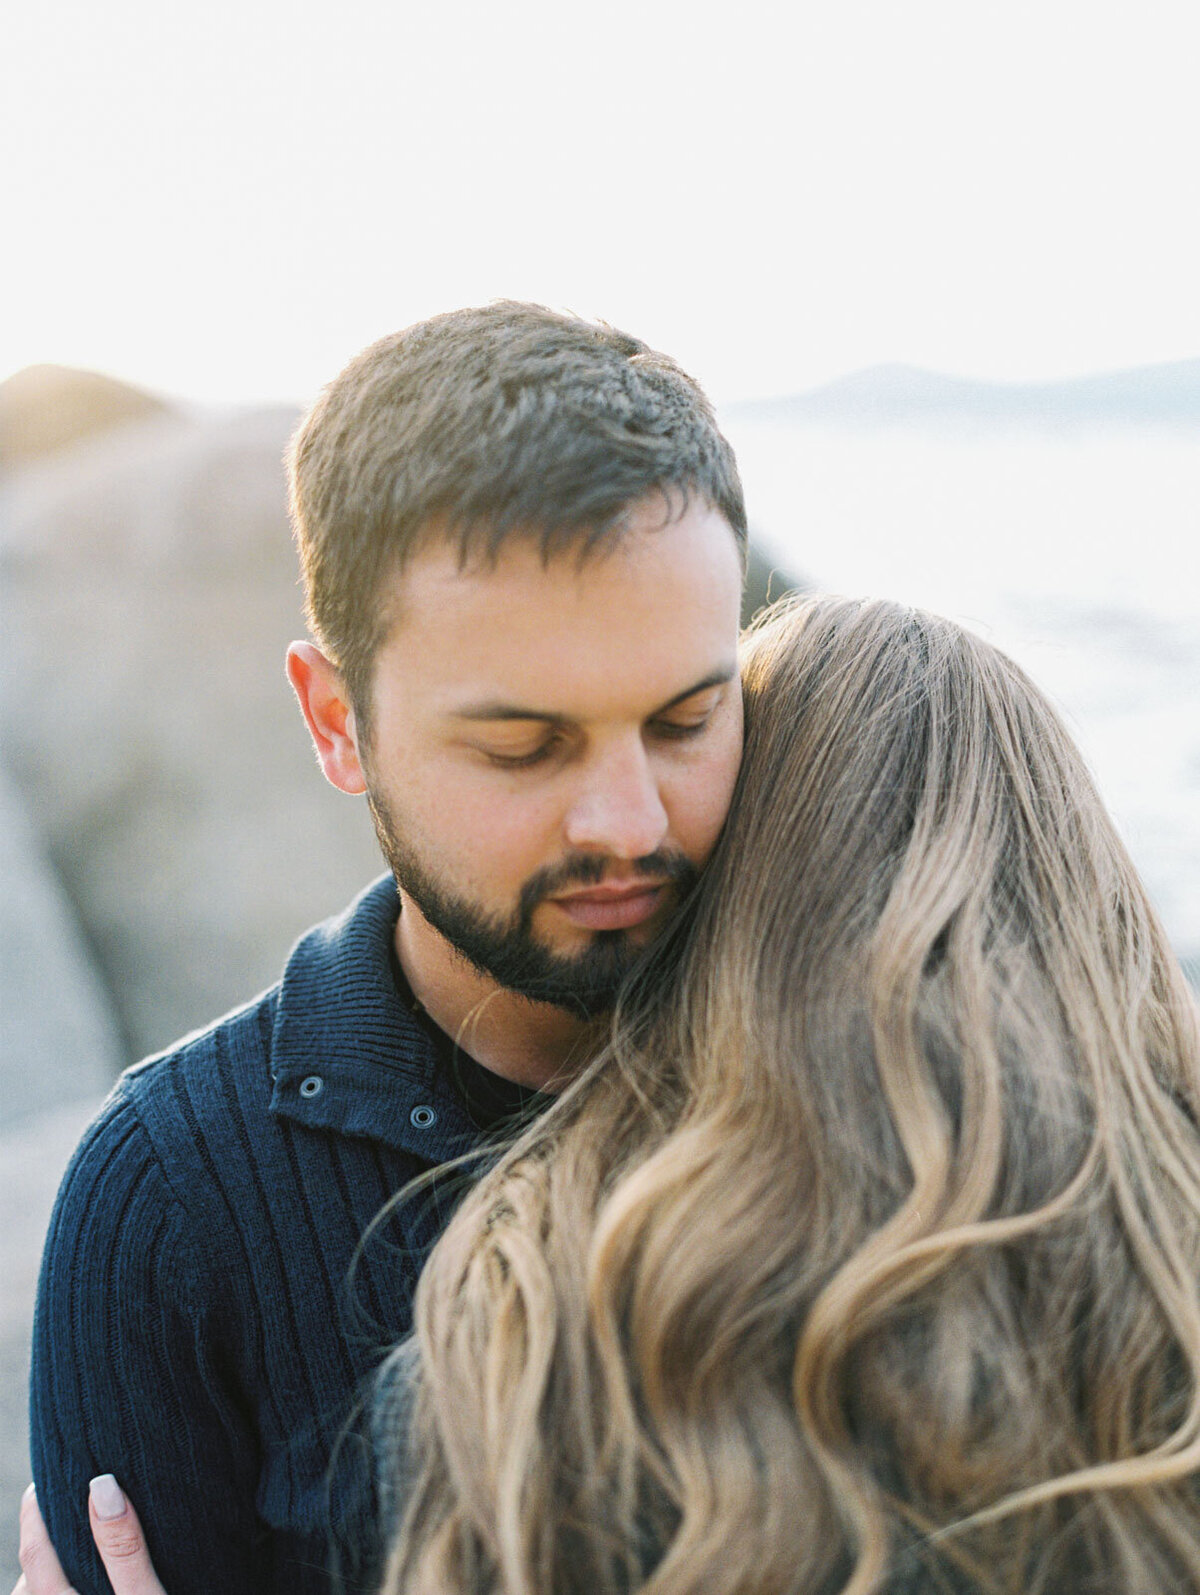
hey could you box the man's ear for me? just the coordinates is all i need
[286,642,367,795]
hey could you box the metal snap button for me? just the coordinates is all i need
[409,1104,437,1129]
[299,1075,324,1099]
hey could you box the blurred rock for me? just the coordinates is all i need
[0,761,122,1125]
[0,366,173,469]
[1,395,383,1059]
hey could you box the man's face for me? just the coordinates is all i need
[360,494,745,1015]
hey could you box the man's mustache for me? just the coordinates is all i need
[518,850,700,927]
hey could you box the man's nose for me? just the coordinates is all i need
[562,740,670,860]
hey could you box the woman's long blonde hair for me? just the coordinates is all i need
[380,596,1200,1594]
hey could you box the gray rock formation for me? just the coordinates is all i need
[0,762,122,1124]
[1,398,384,1059]
[0,364,173,469]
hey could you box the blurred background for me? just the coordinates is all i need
[3,0,1198,1571]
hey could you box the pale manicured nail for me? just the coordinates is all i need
[21,1482,36,1504]
[89,1474,127,1520]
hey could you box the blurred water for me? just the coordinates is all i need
[724,421,1200,972]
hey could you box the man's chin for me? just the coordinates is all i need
[497,958,629,1018]
[472,933,636,1019]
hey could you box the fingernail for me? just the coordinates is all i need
[89,1474,127,1520]
[22,1482,36,1504]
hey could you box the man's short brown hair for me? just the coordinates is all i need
[288,302,747,721]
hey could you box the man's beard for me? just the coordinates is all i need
[366,789,698,1018]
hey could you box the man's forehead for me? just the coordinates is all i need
[372,504,744,723]
[424,619,738,719]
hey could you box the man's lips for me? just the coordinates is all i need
[547,881,671,932]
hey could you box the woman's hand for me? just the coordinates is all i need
[15,1479,167,1595]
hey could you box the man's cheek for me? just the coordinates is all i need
[459,814,554,892]
[673,768,741,863]
[464,790,559,851]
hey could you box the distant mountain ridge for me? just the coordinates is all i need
[730,359,1200,429]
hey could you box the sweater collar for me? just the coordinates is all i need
[267,875,483,1163]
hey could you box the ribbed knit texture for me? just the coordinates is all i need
[30,877,486,1595]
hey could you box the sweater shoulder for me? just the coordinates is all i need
[89,986,282,1225]
[126,981,276,1107]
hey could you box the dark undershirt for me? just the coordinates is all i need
[388,944,555,1133]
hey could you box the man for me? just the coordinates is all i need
[25,303,748,1593]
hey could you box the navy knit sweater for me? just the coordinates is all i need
[30,877,488,1595]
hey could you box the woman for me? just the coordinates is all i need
[382,596,1200,1594]
[21,596,1200,1594]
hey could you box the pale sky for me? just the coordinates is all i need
[5,0,1199,407]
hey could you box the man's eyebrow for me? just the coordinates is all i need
[450,664,737,725]
[655,664,737,713]
[451,702,564,724]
